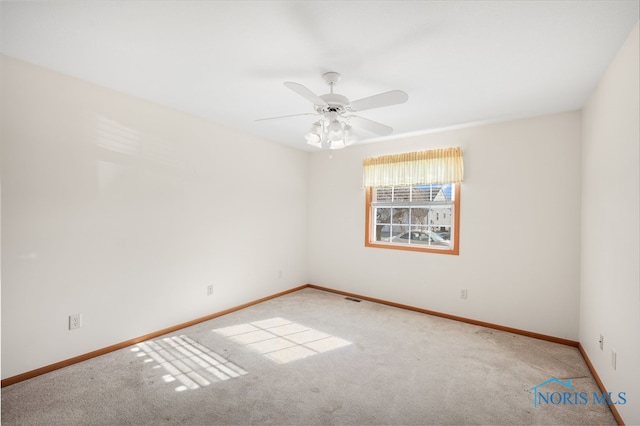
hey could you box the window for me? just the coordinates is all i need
[365,183,460,254]
[363,147,463,255]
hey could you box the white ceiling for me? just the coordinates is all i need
[1,1,638,151]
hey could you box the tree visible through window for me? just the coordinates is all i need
[365,183,460,255]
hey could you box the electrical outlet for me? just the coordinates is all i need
[278,270,283,279]
[460,289,468,299]
[69,314,82,330]
[207,285,214,296]
[611,350,617,370]
[599,334,604,350]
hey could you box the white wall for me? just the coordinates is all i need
[308,112,582,340]
[0,55,309,379]
[580,23,639,426]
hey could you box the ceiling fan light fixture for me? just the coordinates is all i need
[305,121,324,147]
[330,125,357,150]
[310,121,322,135]
[328,138,351,150]
[329,128,343,143]
[305,132,322,148]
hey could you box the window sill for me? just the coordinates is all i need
[365,240,459,255]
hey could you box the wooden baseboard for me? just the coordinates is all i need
[578,344,625,425]
[1,283,588,391]
[1,284,308,388]
[307,284,579,347]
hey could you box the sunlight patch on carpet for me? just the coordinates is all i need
[213,317,351,364]
[132,335,247,392]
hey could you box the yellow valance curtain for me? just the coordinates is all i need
[363,147,464,187]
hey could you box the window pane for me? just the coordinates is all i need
[431,206,452,227]
[375,225,387,241]
[411,185,431,202]
[392,208,410,224]
[393,186,410,202]
[390,225,409,241]
[413,229,432,244]
[374,207,390,241]
[376,207,391,224]
[410,207,429,225]
[375,187,393,202]
[392,230,412,245]
[440,184,453,201]
[432,185,444,201]
[434,226,452,242]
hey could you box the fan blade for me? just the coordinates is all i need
[350,90,408,112]
[255,112,318,122]
[347,115,394,136]
[284,82,328,106]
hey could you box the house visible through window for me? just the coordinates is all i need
[363,148,463,255]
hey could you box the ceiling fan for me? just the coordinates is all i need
[257,72,408,150]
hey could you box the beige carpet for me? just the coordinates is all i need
[1,288,616,425]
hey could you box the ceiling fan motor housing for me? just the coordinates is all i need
[317,93,350,114]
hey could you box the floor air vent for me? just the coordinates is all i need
[344,297,361,302]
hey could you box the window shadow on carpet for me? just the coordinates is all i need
[213,317,351,364]
[132,335,247,392]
